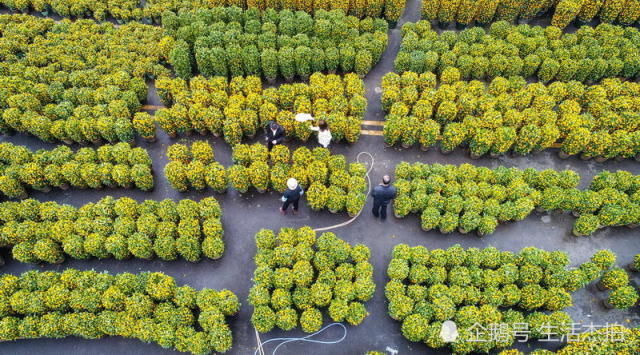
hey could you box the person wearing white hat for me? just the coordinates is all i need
[280,178,304,215]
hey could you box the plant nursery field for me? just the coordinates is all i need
[0,0,638,354]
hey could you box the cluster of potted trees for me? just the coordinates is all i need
[421,0,640,28]
[422,0,556,25]
[164,141,227,192]
[0,142,154,199]
[0,0,142,21]
[598,254,640,309]
[600,268,638,309]
[0,15,169,144]
[382,71,640,160]
[578,249,640,310]
[551,0,640,28]
[0,270,239,354]
[0,196,225,263]
[162,0,407,21]
[386,243,608,354]
[163,8,388,80]
[573,170,640,236]
[230,144,368,216]
[165,141,368,216]
[592,251,640,310]
[249,227,375,333]
[499,325,640,354]
[155,73,365,145]
[394,162,640,237]
[396,21,640,83]
[393,162,582,236]
[1,0,407,22]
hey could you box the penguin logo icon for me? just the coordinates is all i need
[440,320,459,343]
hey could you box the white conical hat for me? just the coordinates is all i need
[295,113,314,122]
[287,178,298,190]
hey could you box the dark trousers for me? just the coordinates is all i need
[268,141,278,151]
[372,201,388,220]
[282,198,299,211]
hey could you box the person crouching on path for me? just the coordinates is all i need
[281,178,303,215]
[371,175,397,221]
[309,119,332,148]
[265,121,285,151]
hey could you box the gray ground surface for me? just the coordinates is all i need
[0,1,639,354]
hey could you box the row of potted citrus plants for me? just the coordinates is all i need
[0,270,239,354]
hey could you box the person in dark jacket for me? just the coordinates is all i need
[371,175,397,221]
[281,178,303,215]
[265,121,285,151]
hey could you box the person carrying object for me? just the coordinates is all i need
[281,178,304,215]
[309,119,332,148]
[265,121,285,151]
[371,175,397,221]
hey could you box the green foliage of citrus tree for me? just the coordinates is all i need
[0,270,239,354]
[0,15,168,144]
[382,71,640,160]
[155,73,366,144]
[397,20,640,83]
[164,141,227,192]
[163,8,388,81]
[0,196,224,263]
[0,142,153,198]
[550,325,640,354]
[387,243,602,353]
[0,0,406,22]
[250,227,375,333]
[422,0,640,28]
[580,170,640,235]
[393,162,586,236]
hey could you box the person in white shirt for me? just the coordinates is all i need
[309,119,332,148]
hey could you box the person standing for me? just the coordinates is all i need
[371,175,397,221]
[265,121,285,151]
[281,178,303,215]
[309,119,332,148]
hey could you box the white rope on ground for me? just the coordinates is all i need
[313,151,375,232]
[254,326,265,355]
[253,323,347,355]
